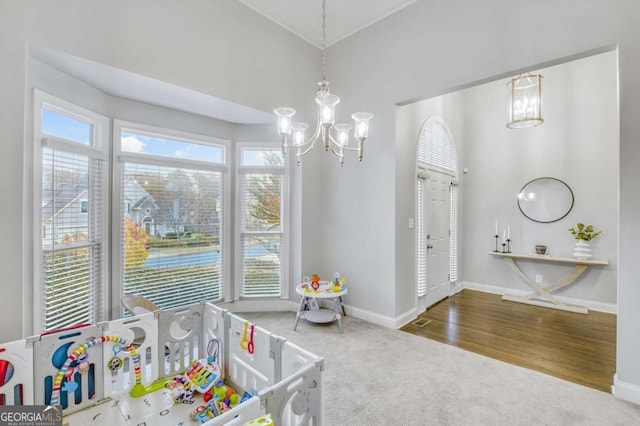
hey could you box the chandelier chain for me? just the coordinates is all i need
[321,0,327,83]
[273,0,373,166]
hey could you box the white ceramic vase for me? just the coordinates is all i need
[574,239,592,260]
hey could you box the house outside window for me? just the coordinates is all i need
[116,121,229,309]
[34,90,109,331]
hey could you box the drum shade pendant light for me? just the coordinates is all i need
[274,0,373,166]
[507,74,543,129]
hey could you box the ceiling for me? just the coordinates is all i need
[29,2,418,124]
[237,0,418,47]
[30,45,273,125]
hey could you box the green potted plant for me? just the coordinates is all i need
[569,223,601,259]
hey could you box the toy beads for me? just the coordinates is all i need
[50,335,141,407]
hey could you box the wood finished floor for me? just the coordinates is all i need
[400,289,616,393]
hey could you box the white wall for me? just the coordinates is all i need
[397,51,618,310]
[315,0,640,403]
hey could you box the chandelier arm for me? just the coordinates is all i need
[336,145,359,152]
[328,144,344,159]
[296,108,323,149]
[327,133,360,151]
[297,139,318,157]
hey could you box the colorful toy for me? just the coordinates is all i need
[107,344,124,371]
[50,335,164,406]
[240,322,255,354]
[310,274,321,291]
[166,338,223,403]
[332,272,347,292]
[165,375,195,403]
[184,358,221,393]
[191,379,247,423]
[244,413,274,426]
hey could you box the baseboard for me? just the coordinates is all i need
[612,374,640,405]
[461,281,618,314]
[223,299,292,313]
[286,300,415,329]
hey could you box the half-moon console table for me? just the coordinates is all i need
[488,252,608,314]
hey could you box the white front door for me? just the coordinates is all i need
[423,169,451,309]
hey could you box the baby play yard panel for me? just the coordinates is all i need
[0,302,324,425]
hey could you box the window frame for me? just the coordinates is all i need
[235,142,290,301]
[33,90,110,331]
[111,120,231,318]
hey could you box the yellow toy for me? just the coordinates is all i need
[244,413,274,426]
[332,272,346,292]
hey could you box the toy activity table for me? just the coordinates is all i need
[294,282,347,333]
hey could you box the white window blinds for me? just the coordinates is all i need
[120,134,226,309]
[37,92,109,332]
[238,148,285,297]
[418,119,457,173]
[450,184,458,282]
[416,176,427,297]
[42,148,104,330]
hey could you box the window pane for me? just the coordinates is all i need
[41,148,103,330]
[418,120,457,173]
[450,185,458,282]
[239,170,283,297]
[122,131,224,163]
[42,108,93,145]
[241,149,284,166]
[241,234,281,297]
[43,246,99,330]
[241,174,282,232]
[416,178,427,296]
[122,163,224,309]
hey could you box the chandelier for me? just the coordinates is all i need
[274,0,373,166]
[507,73,543,129]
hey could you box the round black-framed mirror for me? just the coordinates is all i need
[517,177,574,223]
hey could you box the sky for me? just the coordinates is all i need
[42,108,282,166]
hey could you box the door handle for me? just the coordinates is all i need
[427,244,433,249]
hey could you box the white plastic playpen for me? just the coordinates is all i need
[0,302,324,425]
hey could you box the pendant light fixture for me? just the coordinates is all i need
[507,73,543,129]
[274,0,373,166]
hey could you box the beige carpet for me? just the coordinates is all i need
[241,311,640,426]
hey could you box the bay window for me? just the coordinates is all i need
[32,92,289,334]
